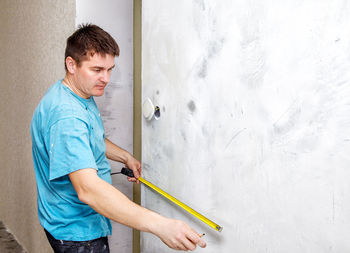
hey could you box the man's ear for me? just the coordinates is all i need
[65,56,77,74]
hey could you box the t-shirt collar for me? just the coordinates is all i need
[60,79,93,106]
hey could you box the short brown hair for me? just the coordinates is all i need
[65,24,120,70]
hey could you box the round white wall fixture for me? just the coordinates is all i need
[143,98,161,121]
[143,98,155,120]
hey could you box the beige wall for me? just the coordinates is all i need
[0,1,75,252]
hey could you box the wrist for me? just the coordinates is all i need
[146,212,168,235]
[123,152,133,165]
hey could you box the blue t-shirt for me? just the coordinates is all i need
[31,79,112,241]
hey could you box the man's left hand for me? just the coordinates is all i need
[125,155,141,183]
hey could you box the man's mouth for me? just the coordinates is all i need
[96,85,106,89]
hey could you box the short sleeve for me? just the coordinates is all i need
[48,117,97,180]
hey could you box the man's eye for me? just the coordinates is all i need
[94,69,101,72]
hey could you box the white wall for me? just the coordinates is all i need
[76,1,134,252]
[141,1,350,252]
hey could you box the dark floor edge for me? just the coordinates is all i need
[0,221,27,253]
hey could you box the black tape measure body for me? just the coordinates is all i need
[121,167,135,177]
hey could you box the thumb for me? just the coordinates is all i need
[198,238,206,248]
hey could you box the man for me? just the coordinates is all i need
[31,24,206,252]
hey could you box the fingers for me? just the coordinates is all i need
[176,227,206,251]
[197,238,206,248]
[179,224,207,251]
[157,218,207,251]
[124,155,142,183]
[132,162,141,183]
[126,157,142,178]
[181,238,197,251]
[169,235,196,251]
[135,165,142,178]
[186,231,207,250]
[177,234,206,251]
[131,166,141,178]
[127,176,140,184]
[127,177,136,182]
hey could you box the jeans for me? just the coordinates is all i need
[44,229,110,253]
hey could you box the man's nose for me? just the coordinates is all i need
[101,71,110,83]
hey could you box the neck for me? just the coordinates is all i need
[62,75,90,99]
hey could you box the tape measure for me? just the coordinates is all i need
[119,167,223,232]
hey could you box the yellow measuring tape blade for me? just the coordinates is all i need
[138,177,223,232]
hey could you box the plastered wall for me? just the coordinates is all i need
[0,1,75,252]
[141,1,350,252]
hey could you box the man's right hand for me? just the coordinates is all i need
[154,217,207,251]
[69,168,206,251]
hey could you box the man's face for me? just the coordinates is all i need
[72,53,115,98]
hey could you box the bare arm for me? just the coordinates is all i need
[69,169,206,251]
[105,137,129,163]
[105,137,141,181]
